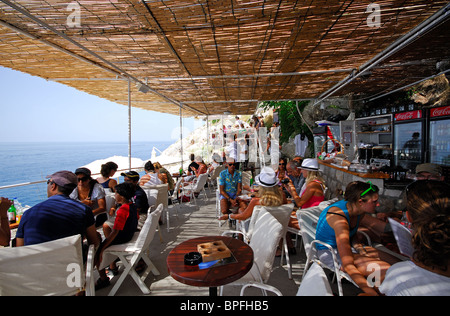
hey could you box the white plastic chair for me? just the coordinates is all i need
[144,188,158,210]
[85,244,96,296]
[180,173,209,205]
[219,208,284,295]
[264,204,295,279]
[287,197,338,250]
[104,193,116,224]
[215,187,223,226]
[227,204,294,279]
[0,234,94,296]
[144,183,170,231]
[241,170,252,188]
[239,262,333,296]
[296,262,333,296]
[207,165,225,194]
[240,281,283,296]
[225,204,263,243]
[98,204,163,296]
[168,177,183,214]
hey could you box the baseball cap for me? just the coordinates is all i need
[75,167,91,177]
[299,158,319,171]
[416,163,442,175]
[46,170,78,187]
[255,167,278,187]
[121,170,140,179]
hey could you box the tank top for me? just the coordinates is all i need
[100,178,111,189]
[315,200,361,250]
[300,180,324,209]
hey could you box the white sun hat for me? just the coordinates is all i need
[299,158,319,171]
[255,167,278,187]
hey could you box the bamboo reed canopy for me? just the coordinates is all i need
[0,1,449,116]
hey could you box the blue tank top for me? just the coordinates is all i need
[100,179,111,189]
[315,200,361,250]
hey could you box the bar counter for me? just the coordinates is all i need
[318,160,390,179]
[318,160,402,212]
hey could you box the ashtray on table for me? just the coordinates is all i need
[184,252,203,266]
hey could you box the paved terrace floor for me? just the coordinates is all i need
[95,189,362,296]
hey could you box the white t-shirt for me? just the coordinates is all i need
[239,143,248,162]
[226,141,238,161]
[379,260,450,296]
[141,173,162,186]
[294,134,308,157]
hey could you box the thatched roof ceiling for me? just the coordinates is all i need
[0,0,449,116]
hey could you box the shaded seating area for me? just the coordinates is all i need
[2,190,413,296]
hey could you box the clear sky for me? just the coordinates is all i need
[0,66,197,143]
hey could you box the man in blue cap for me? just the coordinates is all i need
[16,170,100,248]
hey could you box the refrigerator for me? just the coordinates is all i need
[393,110,424,171]
[339,120,356,161]
[429,105,450,167]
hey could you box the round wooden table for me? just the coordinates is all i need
[167,236,253,296]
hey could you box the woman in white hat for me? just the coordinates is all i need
[287,158,326,241]
[286,158,325,210]
[218,167,286,222]
[192,156,207,177]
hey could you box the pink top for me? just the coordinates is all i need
[289,180,324,229]
[301,194,324,209]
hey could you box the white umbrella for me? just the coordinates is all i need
[82,155,145,176]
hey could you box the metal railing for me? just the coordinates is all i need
[0,167,144,191]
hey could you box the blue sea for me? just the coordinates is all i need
[0,141,172,207]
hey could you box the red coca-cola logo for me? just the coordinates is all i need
[395,110,422,121]
[430,106,450,118]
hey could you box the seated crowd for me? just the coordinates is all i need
[1,148,449,296]
[216,156,450,296]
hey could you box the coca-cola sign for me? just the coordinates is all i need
[395,110,422,121]
[430,106,450,118]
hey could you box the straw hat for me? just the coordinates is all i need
[255,167,278,187]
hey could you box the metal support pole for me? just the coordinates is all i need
[206,115,210,161]
[180,105,183,171]
[128,79,132,171]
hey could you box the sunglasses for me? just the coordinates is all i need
[77,176,89,182]
[228,163,236,167]
[361,181,376,197]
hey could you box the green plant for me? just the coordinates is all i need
[259,100,312,145]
